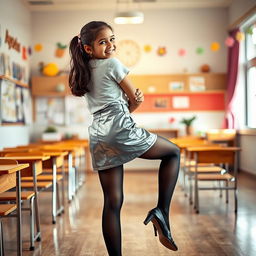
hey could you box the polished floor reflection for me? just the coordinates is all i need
[3,170,256,256]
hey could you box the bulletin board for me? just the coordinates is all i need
[0,78,32,125]
[34,95,90,126]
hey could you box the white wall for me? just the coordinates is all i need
[0,0,31,149]
[30,8,228,75]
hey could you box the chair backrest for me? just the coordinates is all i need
[196,149,236,164]
[206,129,237,146]
[4,152,45,157]
[0,159,18,165]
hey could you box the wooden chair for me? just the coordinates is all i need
[170,137,221,199]
[4,152,64,224]
[0,159,29,255]
[186,147,240,214]
[0,158,37,251]
[206,129,237,146]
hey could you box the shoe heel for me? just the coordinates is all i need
[143,213,153,225]
[153,225,157,236]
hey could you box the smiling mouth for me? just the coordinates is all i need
[105,49,115,54]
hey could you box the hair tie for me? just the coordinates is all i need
[77,34,81,44]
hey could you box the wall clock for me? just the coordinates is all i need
[116,40,141,67]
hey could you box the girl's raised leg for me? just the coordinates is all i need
[98,165,124,256]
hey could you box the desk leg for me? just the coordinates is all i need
[52,158,57,224]
[68,153,73,202]
[32,163,41,241]
[16,171,22,256]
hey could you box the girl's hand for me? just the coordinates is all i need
[135,88,144,104]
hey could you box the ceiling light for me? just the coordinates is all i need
[114,11,144,24]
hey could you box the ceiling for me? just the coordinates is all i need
[21,0,233,11]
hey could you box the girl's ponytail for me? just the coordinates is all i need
[69,35,91,96]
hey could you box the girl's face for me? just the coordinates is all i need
[88,27,116,59]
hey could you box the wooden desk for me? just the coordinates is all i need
[39,151,67,223]
[0,163,29,256]
[2,149,68,224]
[41,145,80,201]
[0,156,50,243]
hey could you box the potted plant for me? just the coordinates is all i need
[180,116,196,135]
[42,126,62,141]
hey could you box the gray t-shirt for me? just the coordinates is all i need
[85,58,129,114]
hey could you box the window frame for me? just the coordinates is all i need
[244,22,256,128]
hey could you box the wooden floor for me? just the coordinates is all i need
[2,170,256,256]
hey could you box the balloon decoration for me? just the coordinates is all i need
[34,43,43,52]
[210,42,220,51]
[225,36,235,47]
[178,48,187,56]
[157,47,167,56]
[144,44,152,53]
[196,47,204,55]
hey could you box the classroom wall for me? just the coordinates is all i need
[0,0,31,149]
[30,8,228,75]
[29,7,228,141]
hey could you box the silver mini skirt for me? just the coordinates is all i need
[88,102,157,171]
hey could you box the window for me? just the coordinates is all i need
[245,22,256,128]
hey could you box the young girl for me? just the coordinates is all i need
[69,21,180,255]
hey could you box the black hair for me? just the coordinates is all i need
[69,21,113,96]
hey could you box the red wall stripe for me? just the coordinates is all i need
[135,92,225,112]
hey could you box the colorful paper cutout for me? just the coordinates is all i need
[157,47,167,56]
[178,48,186,56]
[144,45,152,53]
[22,46,27,60]
[236,31,245,42]
[225,36,235,47]
[210,42,220,51]
[34,43,43,52]
[28,46,32,55]
[196,47,204,55]
[55,42,67,58]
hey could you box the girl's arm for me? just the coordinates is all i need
[119,76,144,113]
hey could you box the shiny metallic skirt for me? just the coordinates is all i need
[88,103,157,171]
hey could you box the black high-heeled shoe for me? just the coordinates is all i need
[144,207,178,251]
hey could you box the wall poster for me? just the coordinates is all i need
[0,79,17,123]
[0,79,31,124]
[35,97,65,125]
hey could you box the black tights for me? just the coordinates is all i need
[98,136,180,256]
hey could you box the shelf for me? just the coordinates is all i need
[0,75,28,88]
[144,90,225,95]
[31,75,71,97]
